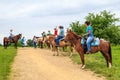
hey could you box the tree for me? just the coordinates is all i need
[85,11,119,35]
[70,21,86,35]
[70,10,120,45]
[26,39,33,47]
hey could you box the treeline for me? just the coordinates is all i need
[20,10,120,46]
[70,10,120,45]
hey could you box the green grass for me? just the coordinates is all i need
[0,47,17,80]
[71,46,120,80]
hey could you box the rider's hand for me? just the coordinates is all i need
[83,34,87,37]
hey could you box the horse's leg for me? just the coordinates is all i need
[52,45,56,56]
[4,44,6,49]
[62,47,65,52]
[5,42,8,49]
[4,42,6,49]
[100,51,111,68]
[78,51,85,69]
[14,43,17,49]
[40,42,42,48]
[56,46,59,56]
[106,52,112,68]
[108,43,112,68]
[69,46,73,57]
[50,45,53,51]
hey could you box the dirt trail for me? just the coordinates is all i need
[10,48,106,80]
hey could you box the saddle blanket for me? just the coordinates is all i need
[81,37,100,46]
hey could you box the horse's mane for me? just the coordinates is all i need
[68,30,81,39]
[15,34,21,36]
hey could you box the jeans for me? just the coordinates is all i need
[86,36,94,51]
[9,36,13,41]
[33,42,37,48]
[21,42,24,47]
[55,36,63,45]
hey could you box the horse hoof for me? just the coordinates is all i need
[81,65,86,69]
[108,63,112,68]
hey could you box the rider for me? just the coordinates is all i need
[33,36,37,48]
[9,29,14,42]
[21,37,25,47]
[42,31,47,41]
[54,27,58,37]
[47,30,52,35]
[55,26,65,46]
[84,21,94,54]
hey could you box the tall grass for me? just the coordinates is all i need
[71,46,120,80]
[0,47,17,80]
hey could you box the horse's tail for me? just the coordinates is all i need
[3,37,5,45]
[108,42,112,64]
[3,37,6,45]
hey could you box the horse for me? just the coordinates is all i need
[36,37,43,48]
[3,34,22,49]
[64,30,112,68]
[46,35,74,56]
[37,35,52,49]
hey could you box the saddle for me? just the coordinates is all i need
[59,38,64,41]
[81,37,100,54]
[9,37,14,43]
[81,37,100,46]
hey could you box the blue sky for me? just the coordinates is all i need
[0,0,120,44]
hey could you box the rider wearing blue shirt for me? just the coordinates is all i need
[21,37,25,47]
[55,26,65,46]
[84,21,94,53]
[59,29,64,37]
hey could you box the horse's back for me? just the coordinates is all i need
[3,37,10,42]
[99,39,110,50]
[37,37,43,42]
[100,39,110,45]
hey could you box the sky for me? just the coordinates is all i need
[0,0,120,44]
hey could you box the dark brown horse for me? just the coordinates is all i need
[64,30,112,68]
[3,34,22,49]
[46,35,74,56]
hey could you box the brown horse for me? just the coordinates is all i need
[37,36,51,48]
[64,30,112,68]
[37,37,43,48]
[46,35,74,56]
[3,34,22,49]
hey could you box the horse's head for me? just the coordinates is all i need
[18,34,22,39]
[64,29,73,42]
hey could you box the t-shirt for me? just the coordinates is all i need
[59,29,65,37]
[86,25,93,37]
[54,30,58,36]
[10,32,12,36]
[21,38,24,43]
[33,38,37,43]
[42,33,46,37]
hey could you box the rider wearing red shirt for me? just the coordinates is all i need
[54,28,58,37]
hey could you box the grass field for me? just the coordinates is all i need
[0,47,17,80]
[71,46,120,80]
